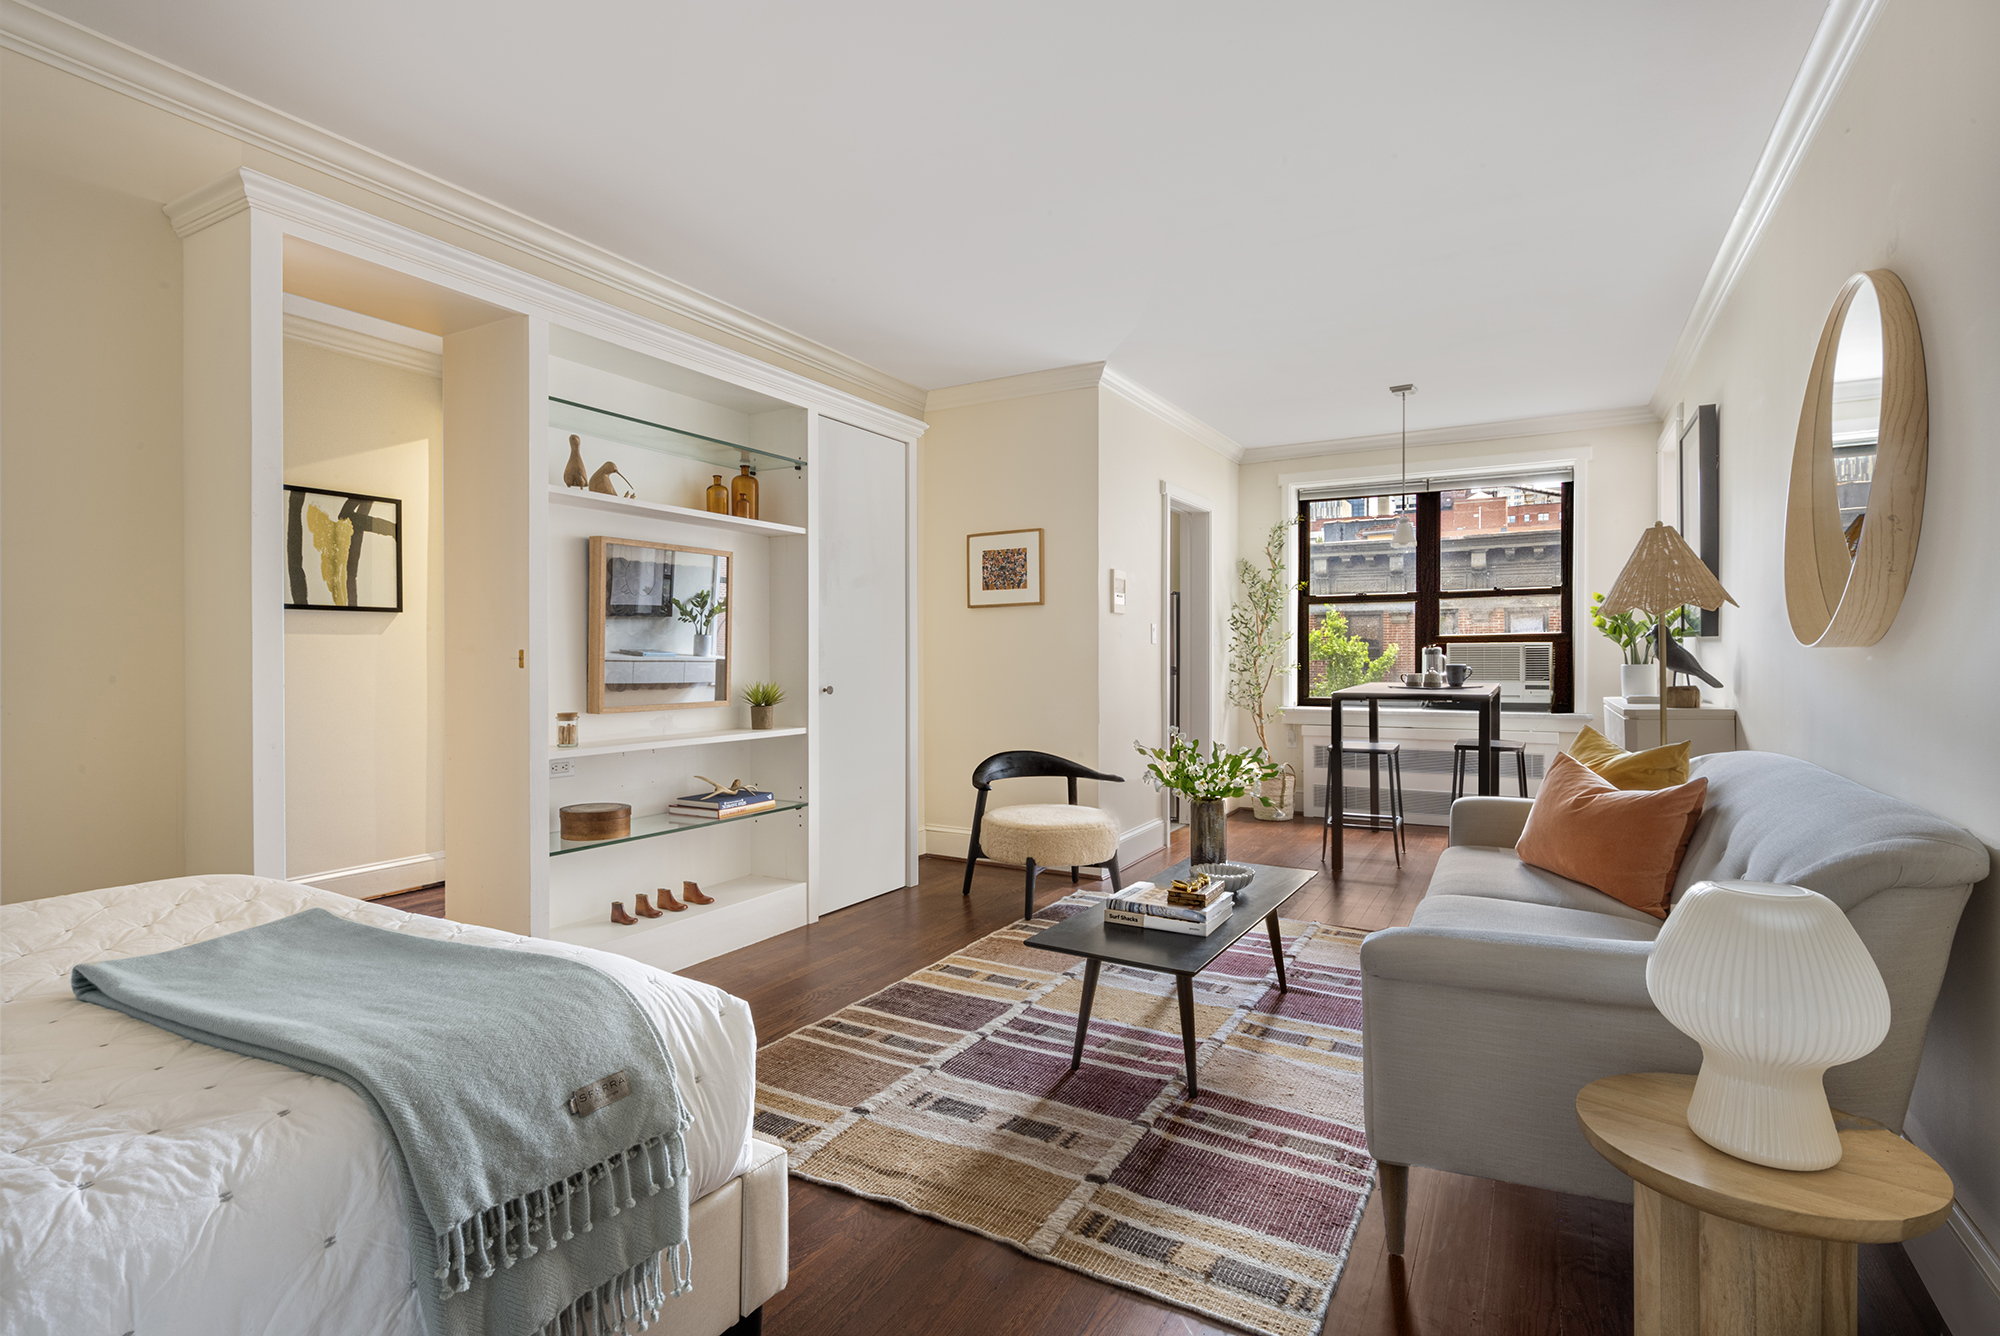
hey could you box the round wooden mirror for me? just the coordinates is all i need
[1784,270,1927,646]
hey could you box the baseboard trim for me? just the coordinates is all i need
[299,852,446,900]
[1903,1201,2000,1336]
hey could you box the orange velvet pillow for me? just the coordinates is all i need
[1514,752,1708,919]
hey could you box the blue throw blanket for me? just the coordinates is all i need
[73,909,692,1336]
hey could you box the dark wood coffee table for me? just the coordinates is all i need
[1022,859,1313,1096]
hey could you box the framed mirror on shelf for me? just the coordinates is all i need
[587,536,732,713]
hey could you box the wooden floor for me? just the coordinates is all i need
[383,816,1950,1335]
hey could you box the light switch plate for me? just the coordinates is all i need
[1110,568,1128,613]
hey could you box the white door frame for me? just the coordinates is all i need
[1159,483,1216,831]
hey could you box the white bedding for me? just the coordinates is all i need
[0,875,757,1336]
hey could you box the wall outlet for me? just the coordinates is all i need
[549,759,576,778]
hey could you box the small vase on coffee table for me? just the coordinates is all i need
[1189,799,1227,866]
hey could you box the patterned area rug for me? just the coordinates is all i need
[751,894,1375,1336]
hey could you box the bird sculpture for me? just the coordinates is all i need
[1662,634,1722,689]
[587,461,635,498]
[564,435,589,489]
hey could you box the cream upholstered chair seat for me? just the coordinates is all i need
[961,750,1126,920]
[978,803,1120,869]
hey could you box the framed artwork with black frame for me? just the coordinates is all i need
[284,485,403,611]
[1678,404,1721,636]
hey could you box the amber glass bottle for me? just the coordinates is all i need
[730,464,759,519]
[704,474,730,514]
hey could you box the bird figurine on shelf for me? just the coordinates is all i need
[564,435,589,489]
[587,461,636,498]
[693,776,759,800]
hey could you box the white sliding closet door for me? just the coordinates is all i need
[816,417,910,911]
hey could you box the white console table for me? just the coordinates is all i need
[1602,697,1738,757]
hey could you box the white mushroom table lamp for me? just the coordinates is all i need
[1600,521,1737,747]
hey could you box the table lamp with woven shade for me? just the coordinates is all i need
[1600,522,1737,747]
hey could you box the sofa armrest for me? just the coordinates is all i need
[1448,796,1535,848]
[1361,924,1655,1007]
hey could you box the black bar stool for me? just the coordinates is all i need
[1451,737,1528,799]
[1322,739,1407,867]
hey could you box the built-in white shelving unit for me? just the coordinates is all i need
[175,167,922,974]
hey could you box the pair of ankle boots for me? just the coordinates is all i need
[609,881,714,925]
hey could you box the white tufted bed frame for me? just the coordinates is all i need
[0,875,787,1336]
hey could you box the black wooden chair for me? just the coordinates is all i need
[961,751,1126,921]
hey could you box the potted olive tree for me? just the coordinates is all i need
[1227,519,1298,819]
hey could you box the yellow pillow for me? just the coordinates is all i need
[1567,724,1690,791]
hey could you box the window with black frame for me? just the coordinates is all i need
[1297,478,1573,711]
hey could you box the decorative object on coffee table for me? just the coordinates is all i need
[1646,880,1891,1170]
[1600,522,1737,747]
[741,681,785,729]
[966,528,1044,607]
[680,881,715,906]
[1578,1072,1951,1336]
[1227,518,1299,819]
[1187,862,1254,895]
[961,750,1125,921]
[559,802,631,841]
[563,435,589,489]
[609,900,637,925]
[1133,730,1278,866]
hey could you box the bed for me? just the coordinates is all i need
[0,875,787,1336]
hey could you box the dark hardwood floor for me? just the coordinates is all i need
[387,817,1951,1335]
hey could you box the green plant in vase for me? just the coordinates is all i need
[1590,591,1694,696]
[1227,518,1301,819]
[673,588,727,656]
[741,681,785,730]
[1133,731,1278,867]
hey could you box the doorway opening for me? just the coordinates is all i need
[1160,487,1216,835]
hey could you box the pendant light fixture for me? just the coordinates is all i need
[1390,383,1418,549]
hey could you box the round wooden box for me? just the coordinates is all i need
[559,802,631,841]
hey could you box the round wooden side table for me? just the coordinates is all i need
[1576,1072,1953,1336]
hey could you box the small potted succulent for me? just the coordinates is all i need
[741,681,785,730]
[1133,731,1279,866]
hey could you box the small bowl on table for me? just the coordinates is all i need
[1400,673,1426,688]
[1188,862,1255,895]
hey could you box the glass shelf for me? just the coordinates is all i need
[549,801,807,856]
[550,397,807,472]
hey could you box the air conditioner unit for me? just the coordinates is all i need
[1448,642,1554,704]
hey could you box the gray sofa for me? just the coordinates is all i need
[1360,750,1988,1250]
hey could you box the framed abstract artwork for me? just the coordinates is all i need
[967,528,1044,608]
[284,485,402,611]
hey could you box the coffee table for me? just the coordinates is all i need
[1022,860,1313,1097]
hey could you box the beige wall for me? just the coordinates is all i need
[1234,421,1659,788]
[1096,388,1239,849]
[281,340,443,879]
[1655,0,2000,1317]
[920,388,1099,848]
[1,163,186,901]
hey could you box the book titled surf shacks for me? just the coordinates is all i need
[1104,883,1234,936]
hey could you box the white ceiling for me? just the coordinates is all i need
[45,0,1828,446]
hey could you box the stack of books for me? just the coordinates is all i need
[667,788,778,821]
[1104,881,1235,936]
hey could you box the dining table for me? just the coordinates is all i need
[1324,681,1504,875]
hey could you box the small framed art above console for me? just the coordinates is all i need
[586,535,732,713]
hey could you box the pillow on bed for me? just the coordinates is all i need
[1515,752,1707,918]
[1567,723,1689,791]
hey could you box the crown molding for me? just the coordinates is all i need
[1100,369,1243,463]
[924,361,1243,464]
[1650,0,1885,416]
[0,0,927,418]
[282,295,442,377]
[1243,405,1657,465]
[164,168,925,443]
[924,362,1107,412]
